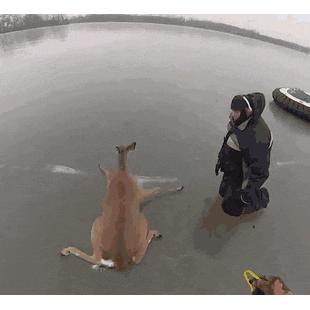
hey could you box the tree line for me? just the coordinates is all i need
[0,14,68,34]
[69,14,310,54]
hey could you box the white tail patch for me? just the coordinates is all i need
[100,259,114,268]
[45,164,86,176]
[92,259,115,270]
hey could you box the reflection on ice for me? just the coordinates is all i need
[45,164,86,175]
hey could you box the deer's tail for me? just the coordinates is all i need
[110,232,133,271]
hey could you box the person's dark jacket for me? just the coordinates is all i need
[217,92,273,213]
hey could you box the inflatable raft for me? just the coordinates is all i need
[272,88,310,120]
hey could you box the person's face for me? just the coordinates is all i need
[230,108,252,122]
[231,109,241,121]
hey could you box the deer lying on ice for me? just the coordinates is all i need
[61,142,183,271]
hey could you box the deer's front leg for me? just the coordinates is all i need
[98,164,109,178]
[141,185,184,201]
[98,164,113,187]
[142,187,161,200]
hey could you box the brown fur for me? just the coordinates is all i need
[61,142,183,271]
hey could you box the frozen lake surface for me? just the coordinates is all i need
[0,22,310,294]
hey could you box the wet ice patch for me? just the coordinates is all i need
[276,161,296,167]
[45,164,86,175]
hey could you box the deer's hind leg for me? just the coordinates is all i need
[61,217,103,265]
[60,246,98,265]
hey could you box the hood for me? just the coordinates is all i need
[245,92,266,122]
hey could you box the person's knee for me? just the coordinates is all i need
[221,197,244,217]
[242,187,270,213]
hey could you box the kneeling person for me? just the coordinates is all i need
[215,92,273,216]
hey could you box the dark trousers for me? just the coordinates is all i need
[219,174,269,217]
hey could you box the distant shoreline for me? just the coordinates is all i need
[1,14,310,55]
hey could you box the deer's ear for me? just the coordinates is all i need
[115,146,121,153]
[126,142,136,151]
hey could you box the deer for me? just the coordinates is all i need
[60,142,184,271]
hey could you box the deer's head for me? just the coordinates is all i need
[115,142,136,171]
[115,142,136,154]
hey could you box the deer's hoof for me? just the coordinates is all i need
[60,248,71,256]
[177,185,184,192]
[92,265,108,272]
[154,232,163,239]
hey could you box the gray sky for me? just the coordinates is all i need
[180,15,310,47]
